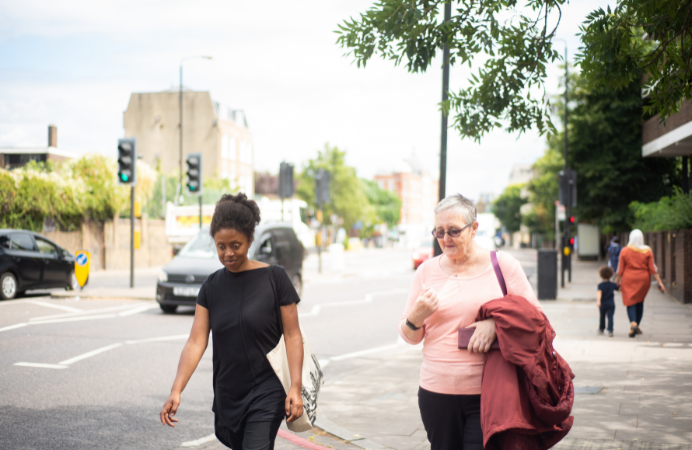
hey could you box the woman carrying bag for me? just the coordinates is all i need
[160,193,304,450]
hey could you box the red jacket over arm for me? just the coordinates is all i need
[475,295,575,450]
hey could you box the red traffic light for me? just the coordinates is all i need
[569,216,575,223]
[570,238,575,245]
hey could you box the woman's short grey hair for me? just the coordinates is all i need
[434,194,477,225]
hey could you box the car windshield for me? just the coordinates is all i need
[178,233,216,259]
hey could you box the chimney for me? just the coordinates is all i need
[48,125,57,147]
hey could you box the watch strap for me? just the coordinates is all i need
[406,318,421,330]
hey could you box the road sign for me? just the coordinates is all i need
[74,251,90,288]
[557,204,566,221]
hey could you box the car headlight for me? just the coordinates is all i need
[412,252,420,260]
[158,270,168,283]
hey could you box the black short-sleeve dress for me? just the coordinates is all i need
[196,265,300,432]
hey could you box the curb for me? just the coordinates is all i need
[314,418,387,450]
[277,429,334,450]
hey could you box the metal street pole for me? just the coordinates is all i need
[434,1,452,257]
[199,196,203,229]
[554,39,570,286]
[179,56,212,206]
[130,186,135,289]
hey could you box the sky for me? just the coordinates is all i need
[0,0,615,201]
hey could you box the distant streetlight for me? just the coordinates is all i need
[179,55,212,204]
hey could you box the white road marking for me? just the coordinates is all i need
[319,359,331,368]
[14,362,68,369]
[25,300,83,313]
[125,334,188,345]
[180,434,217,447]
[0,323,28,333]
[59,343,123,365]
[118,304,159,316]
[30,314,118,325]
[30,304,140,322]
[298,305,321,318]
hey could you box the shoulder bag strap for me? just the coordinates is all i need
[267,265,284,335]
[490,250,508,296]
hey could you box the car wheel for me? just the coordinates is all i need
[291,274,303,297]
[66,271,81,291]
[1,272,18,300]
[160,304,178,314]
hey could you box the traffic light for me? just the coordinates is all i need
[186,153,203,195]
[117,138,137,185]
[558,169,577,207]
[569,216,575,224]
[279,162,294,199]
[570,237,575,246]
[314,169,331,206]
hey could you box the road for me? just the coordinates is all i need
[0,248,427,450]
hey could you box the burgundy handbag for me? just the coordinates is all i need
[458,251,505,351]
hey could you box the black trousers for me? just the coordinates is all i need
[599,305,615,332]
[215,417,283,450]
[418,387,483,450]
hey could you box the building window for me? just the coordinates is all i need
[221,135,229,159]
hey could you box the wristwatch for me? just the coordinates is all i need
[406,318,421,331]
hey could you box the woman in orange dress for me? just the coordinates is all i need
[615,229,666,338]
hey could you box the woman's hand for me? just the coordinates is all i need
[408,287,439,327]
[160,392,181,427]
[466,318,496,354]
[285,385,304,422]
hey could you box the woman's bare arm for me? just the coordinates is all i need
[160,304,211,427]
[281,303,304,422]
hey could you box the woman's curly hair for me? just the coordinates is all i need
[209,192,261,242]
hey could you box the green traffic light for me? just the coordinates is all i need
[120,174,129,182]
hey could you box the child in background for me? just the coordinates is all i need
[597,266,618,337]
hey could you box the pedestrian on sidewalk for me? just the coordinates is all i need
[160,193,305,450]
[615,229,666,338]
[399,194,543,450]
[606,236,621,276]
[596,266,618,337]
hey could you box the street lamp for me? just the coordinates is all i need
[179,55,212,204]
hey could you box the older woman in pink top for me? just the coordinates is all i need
[399,194,542,450]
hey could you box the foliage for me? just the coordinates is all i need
[566,71,677,233]
[296,144,371,230]
[0,154,155,231]
[362,179,402,228]
[336,0,568,141]
[493,183,527,233]
[525,134,563,239]
[146,173,239,219]
[630,188,692,232]
[577,0,692,121]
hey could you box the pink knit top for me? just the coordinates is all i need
[398,252,541,395]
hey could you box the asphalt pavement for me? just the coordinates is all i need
[0,247,418,450]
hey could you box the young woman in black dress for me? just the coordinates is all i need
[160,193,304,450]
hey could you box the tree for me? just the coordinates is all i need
[362,179,402,228]
[578,0,692,121]
[336,0,568,141]
[524,133,563,240]
[527,69,678,236]
[295,144,371,230]
[493,184,527,233]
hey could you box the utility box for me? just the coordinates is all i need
[577,224,600,259]
[537,249,558,300]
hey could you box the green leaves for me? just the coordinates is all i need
[336,0,567,141]
[493,183,528,233]
[577,0,692,122]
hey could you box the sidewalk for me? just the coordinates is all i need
[310,249,692,449]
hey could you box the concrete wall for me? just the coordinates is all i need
[45,219,172,271]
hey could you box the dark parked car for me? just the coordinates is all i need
[156,223,305,313]
[0,229,80,300]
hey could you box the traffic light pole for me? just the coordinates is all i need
[130,186,135,289]
[199,196,203,229]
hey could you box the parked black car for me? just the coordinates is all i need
[0,229,80,300]
[156,223,305,313]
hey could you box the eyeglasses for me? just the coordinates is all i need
[431,222,473,239]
